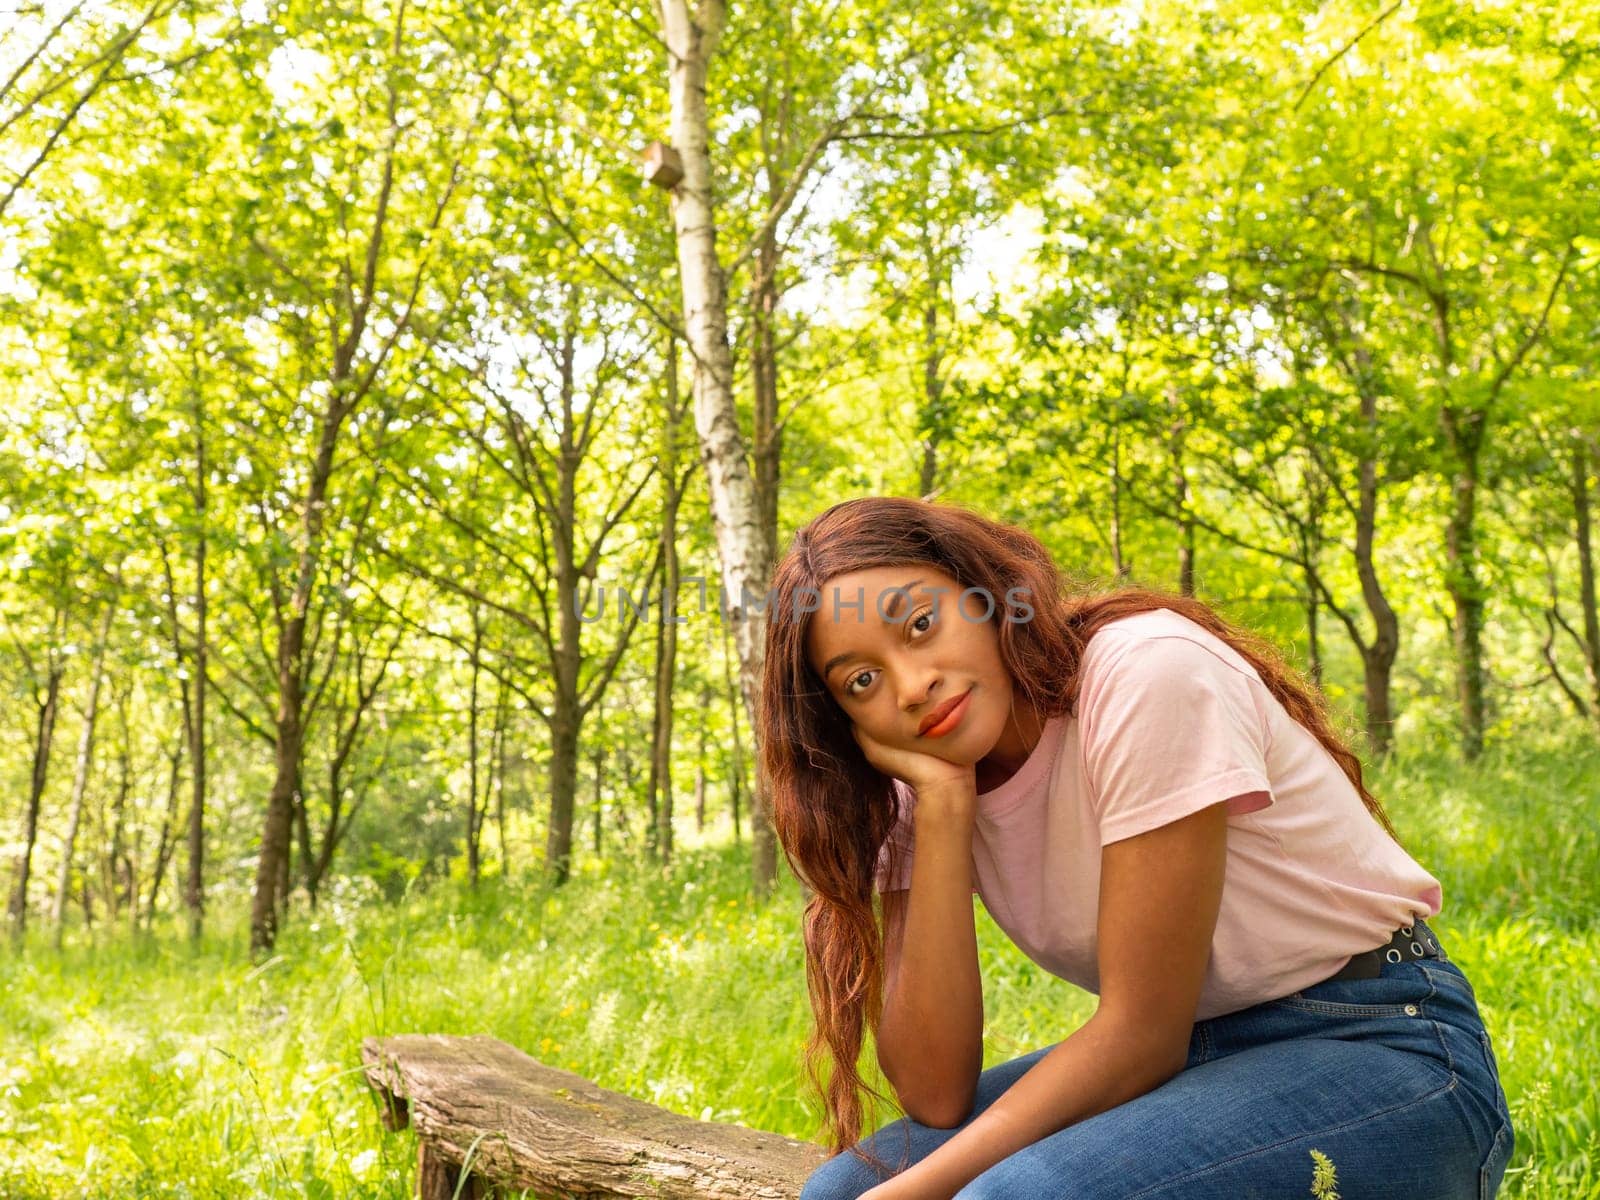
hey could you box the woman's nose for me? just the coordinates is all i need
[901,675,941,712]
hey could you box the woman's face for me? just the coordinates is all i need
[803,565,1018,767]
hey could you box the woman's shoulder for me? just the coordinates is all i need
[1080,607,1265,692]
[1085,606,1242,658]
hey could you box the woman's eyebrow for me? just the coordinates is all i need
[820,578,925,678]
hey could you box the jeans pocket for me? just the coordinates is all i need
[1270,968,1433,1019]
[1270,994,1423,1018]
[1418,959,1478,1002]
[1479,1119,1512,1200]
[1476,1028,1515,1199]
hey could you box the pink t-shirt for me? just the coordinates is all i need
[874,608,1443,1020]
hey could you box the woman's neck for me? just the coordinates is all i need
[975,697,1046,792]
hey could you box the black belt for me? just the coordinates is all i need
[1325,919,1446,982]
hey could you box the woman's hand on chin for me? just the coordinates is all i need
[851,723,975,797]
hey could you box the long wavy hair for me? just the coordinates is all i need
[758,496,1399,1160]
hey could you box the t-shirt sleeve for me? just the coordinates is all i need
[874,779,915,893]
[1079,631,1275,847]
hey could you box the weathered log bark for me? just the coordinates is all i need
[362,1034,827,1199]
[418,1140,484,1200]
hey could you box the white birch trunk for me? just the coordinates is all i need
[658,0,777,890]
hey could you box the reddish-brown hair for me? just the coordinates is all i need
[758,496,1398,1161]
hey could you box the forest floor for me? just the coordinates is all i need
[2,736,1597,1199]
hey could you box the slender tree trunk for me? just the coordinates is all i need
[918,293,943,498]
[52,604,114,946]
[1298,468,1330,688]
[145,736,184,928]
[254,490,324,946]
[1570,432,1600,719]
[591,740,604,856]
[280,773,302,920]
[650,578,678,864]
[1170,421,1196,596]
[1304,574,1322,686]
[694,682,709,832]
[1109,413,1129,580]
[1164,388,1196,595]
[1176,492,1195,596]
[646,697,659,850]
[650,337,685,862]
[104,689,133,920]
[187,390,208,943]
[620,735,638,800]
[544,317,585,884]
[721,612,743,841]
[752,221,782,583]
[589,690,604,856]
[547,694,582,881]
[249,0,411,949]
[467,603,483,887]
[1354,390,1400,755]
[293,767,316,909]
[9,657,63,940]
[252,369,354,954]
[1441,404,1487,759]
[659,0,777,893]
[493,674,510,875]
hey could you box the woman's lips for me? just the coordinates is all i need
[919,688,973,738]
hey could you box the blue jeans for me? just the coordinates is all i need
[802,957,1514,1199]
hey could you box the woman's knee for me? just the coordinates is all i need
[953,1166,1084,1200]
[799,1148,884,1200]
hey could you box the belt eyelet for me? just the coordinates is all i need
[1401,925,1413,936]
[1411,942,1425,956]
[1386,948,1403,964]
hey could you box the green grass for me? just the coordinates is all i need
[1,735,1597,1198]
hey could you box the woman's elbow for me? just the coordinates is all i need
[896,1083,977,1129]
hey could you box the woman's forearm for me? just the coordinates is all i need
[884,1011,1186,1199]
[875,792,985,1127]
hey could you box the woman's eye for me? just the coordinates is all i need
[843,609,934,697]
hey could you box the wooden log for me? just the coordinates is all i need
[418,1140,484,1200]
[362,1034,831,1199]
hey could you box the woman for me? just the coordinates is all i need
[760,496,1513,1200]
